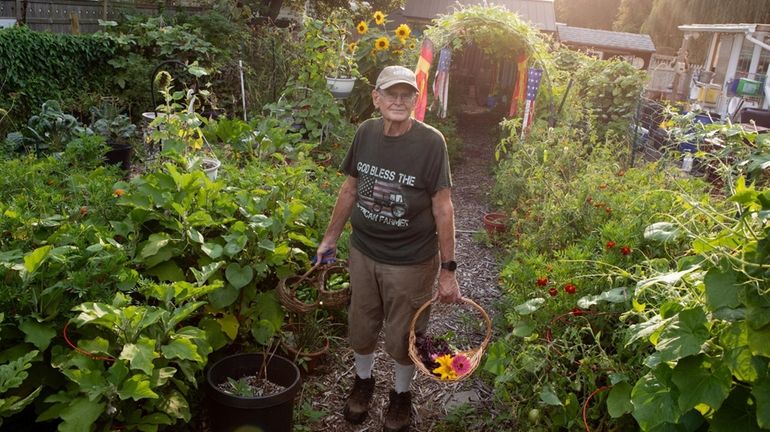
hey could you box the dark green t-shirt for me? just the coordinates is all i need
[341,118,452,265]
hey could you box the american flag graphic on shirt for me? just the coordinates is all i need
[358,174,407,219]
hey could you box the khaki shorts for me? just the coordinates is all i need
[347,245,439,364]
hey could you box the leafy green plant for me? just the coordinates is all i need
[610,179,770,431]
[39,281,219,431]
[0,314,42,428]
[19,100,89,155]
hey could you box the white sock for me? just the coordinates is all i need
[394,362,415,393]
[354,352,374,379]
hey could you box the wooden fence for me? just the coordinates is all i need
[0,0,203,33]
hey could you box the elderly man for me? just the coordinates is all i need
[316,65,460,432]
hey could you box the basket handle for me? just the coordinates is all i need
[288,262,321,288]
[409,296,493,351]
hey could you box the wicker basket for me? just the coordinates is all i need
[277,264,321,314]
[318,261,350,309]
[407,296,492,382]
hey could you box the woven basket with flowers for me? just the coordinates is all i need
[408,296,492,382]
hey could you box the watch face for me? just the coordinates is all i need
[442,261,457,271]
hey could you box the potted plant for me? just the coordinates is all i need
[206,351,302,432]
[280,311,332,375]
[324,15,358,99]
[90,106,137,171]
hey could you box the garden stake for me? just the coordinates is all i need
[582,385,610,432]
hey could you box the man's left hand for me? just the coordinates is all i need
[437,270,461,303]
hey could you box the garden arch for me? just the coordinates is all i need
[421,4,552,122]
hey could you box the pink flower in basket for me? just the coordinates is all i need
[451,354,471,376]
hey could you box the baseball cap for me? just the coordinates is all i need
[375,66,419,91]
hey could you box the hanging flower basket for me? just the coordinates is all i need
[408,296,492,382]
[326,77,356,99]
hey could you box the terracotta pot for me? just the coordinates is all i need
[280,329,330,375]
[483,212,508,236]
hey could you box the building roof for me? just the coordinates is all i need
[678,23,770,34]
[403,0,556,32]
[557,24,656,53]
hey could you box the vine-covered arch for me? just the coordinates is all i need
[420,4,553,122]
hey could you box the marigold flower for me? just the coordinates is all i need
[374,36,389,51]
[564,283,577,294]
[571,307,584,316]
[395,24,411,41]
[451,354,471,376]
[373,10,385,25]
[606,241,616,249]
[536,277,548,286]
[548,288,558,297]
[356,21,368,35]
[599,183,608,190]
[113,188,125,197]
[620,246,632,255]
[432,354,457,380]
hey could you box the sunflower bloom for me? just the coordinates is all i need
[373,10,385,25]
[348,42,357,53]
[408,42,416,50]
[374,36,389,51]
[451,354,471,376]
[432,354,457,380]
[395,24,411,41]
[356,21,368,35]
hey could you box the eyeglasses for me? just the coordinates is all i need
[378,90,417,103]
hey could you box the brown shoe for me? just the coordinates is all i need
[343,375,375,424]
[383,389,411,432]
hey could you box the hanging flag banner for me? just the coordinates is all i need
[521,67,543,138]
[509,54,528,117]
[413,38,434,121]
[431,47,452,119]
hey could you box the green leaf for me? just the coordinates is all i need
[752,378,770,429]
[186,228,204,244]
[631,370,680,430]
[23,245,52,274]
[607,382,633,418]
[201,242,223,259]
[577,287,629,309]
[258,238,276,252]
[157,389,191,422]
[107,360,129,387]
[58,397,104,432]
[208,283,240,308]
[119,337,159,376]
[19,318,56,351]
[655,308,709,362]
[167,301,206,329]
[643,222,681,243]
[140,233,172,259]
[482,341,509,376]
[225,263,254,289]
[118,374,159,401]
[146,261,186,282]
[539,385,562,406]
[711,387,762,432]
[150,367,177,387]
[671,355,731,412]
[514,298,545,315]
[161,337,202,362]
[747,325,770,358]
[704,265,740,311]
[191,261,224,286]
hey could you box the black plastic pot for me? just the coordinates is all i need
[206,353,302,432]
[105,144,133,171]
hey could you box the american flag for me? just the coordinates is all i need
[359,175,405,218]
[432,47,452,119]
[521,67,543,137]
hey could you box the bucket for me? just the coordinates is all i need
[105,144,133,171]
[206,353,302,432]
[202,157,221,180]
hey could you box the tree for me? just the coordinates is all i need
[555,0,622,30]
[613,0,653,33]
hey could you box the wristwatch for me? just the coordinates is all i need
[440,260,457,271]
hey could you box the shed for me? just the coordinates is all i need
[556,24,656,69]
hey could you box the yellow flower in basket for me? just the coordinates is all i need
[432,354,457,381]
